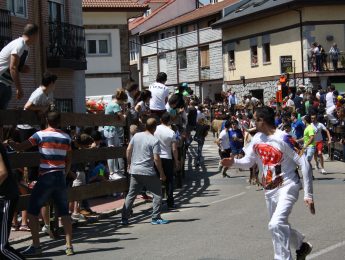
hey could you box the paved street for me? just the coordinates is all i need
[13,137,345,260]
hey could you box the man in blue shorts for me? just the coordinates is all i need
[8,112,74,257]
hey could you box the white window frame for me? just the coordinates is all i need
[7,0,27,18]
[86,34,111,56]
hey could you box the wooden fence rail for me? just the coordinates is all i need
[1,110,130,213]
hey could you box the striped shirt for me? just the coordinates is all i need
[29,127,71,174]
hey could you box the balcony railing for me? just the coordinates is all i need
[47,21,86,70]
[177,31,198,49]
[0,9,12,50]
[199,27,222,44]
[158,36,176,53]
[307,52,345,73]
[141,42,157,57]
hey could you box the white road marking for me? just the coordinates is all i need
[209,192,246,204]
[308,240,345,259]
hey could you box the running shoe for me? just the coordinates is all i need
[121,218,129,226]
[151,218,169,225]
[21,245,42,257]
[65,246,74,256]
[320,168,327,175]
[296,242,313,260]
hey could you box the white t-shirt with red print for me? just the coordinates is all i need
[234,129,313,199]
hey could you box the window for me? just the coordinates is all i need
[178,50,187,70]
[263,43,271,63]
[180,24,197,34]
[142,58,149,76]
[86,34,111,56]
[200,46,210,68]
[129,37,139,61]
[228,50,235,70]
[7,0,27,18]
[55,99,73,112]
[48,0,64,22]
[144,9,151,17]
[159,53,167,73]
[251,45,258,66]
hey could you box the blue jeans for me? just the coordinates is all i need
[0,82,12,109]
[28,171,69,217]
[196,139,205,163]
[304,146,315,162]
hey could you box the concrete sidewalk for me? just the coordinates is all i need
[9,195,148,244]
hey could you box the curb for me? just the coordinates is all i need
[10,199,148,245]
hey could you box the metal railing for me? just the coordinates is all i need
[47,21,86,62]
[0,9,12,50]
[307,52,345,72]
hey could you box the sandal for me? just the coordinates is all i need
[19,225,31,231]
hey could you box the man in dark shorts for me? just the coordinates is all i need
[216,120,231,178]
[8,112,74,257]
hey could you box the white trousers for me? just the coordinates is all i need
[265,182,304,260]
[326,105,338,124]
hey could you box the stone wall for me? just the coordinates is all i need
[226,77,307,104]
[209,41,223,80]
[179,47,199,83]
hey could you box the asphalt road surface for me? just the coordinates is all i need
[14,138,345,260]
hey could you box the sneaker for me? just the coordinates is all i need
[151,218,169,225]
[320,168,327,175]
[19,225,30,231]
[296,242,313,260]
[121,218,129,226]
[65,246,74,256]
[222,173,230,178]
[71,213,86,222]
[21,245,42,257]
[41,224,50,234]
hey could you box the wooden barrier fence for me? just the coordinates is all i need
[0,110,130,212]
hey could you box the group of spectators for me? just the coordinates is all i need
[310,42,342,72]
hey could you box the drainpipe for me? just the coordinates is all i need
[294,9,305,85]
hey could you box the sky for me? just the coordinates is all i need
[199,0,211,5]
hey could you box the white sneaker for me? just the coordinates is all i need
[41,224,54,238]
[320,168,327,175]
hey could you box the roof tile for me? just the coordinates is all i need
[82,0,148,9]
[142,0,238,35]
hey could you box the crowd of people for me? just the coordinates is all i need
[1,23,345,260]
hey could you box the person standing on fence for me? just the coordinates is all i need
[221,106,314,260]
[154,112,179,209]
[149,72,169,119]
[104,89,128,180]
[0,24,39,141]
[121,118,169,225]
[0,143,25,259]
[8,112,74,256]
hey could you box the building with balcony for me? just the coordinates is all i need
[0,0,87,112]
[82,0,148,97]
[132,0,237,101]
[129,0,199,87]
[214,0,345,103]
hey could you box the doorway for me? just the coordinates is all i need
[250,89,264,104]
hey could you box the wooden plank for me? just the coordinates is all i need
[8,146,127,168]
[0,110,126,127]
[67,178,128,201]
[0,110,42,125]
[16,178,128,211]
[60,113,126,127]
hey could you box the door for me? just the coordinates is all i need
[251,89,264,104]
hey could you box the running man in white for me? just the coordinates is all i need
[221,106,315,260]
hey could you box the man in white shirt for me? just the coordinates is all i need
[221,106,314,260]
[325,85,338,125]
[0,24,39,109]
[149,72,169,118]
[154,113,179,209]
